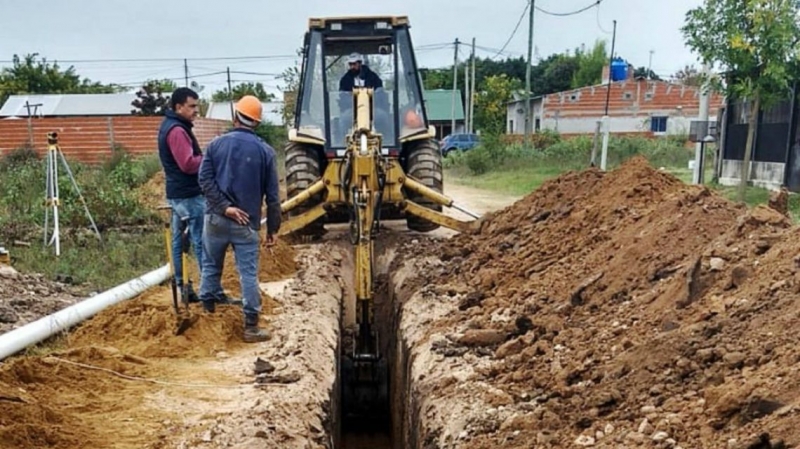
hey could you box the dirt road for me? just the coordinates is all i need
[444,181,520,216]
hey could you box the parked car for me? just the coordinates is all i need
[440,133,479,156]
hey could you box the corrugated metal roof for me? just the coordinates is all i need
[423,89,464,122]
[206,101,284,125]
[0,93,138,117]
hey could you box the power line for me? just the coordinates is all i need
[0,55,299,64]
[475,44,524,57]
[230,70,280,77]
[596,2,613,34]
[535,0,602,17]
[492,1,531,59]
[0,41,457,65]
[416,42,454,50]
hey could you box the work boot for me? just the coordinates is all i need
[213,292,243,306]
[243,314,270,343]
[201,298,216,314]
[178,283,200,303]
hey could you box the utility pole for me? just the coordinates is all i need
[524,0,536,146]
[184,59,189,87]
[693,63,711,184]
[600,19,617,171]
[451,38,460,136]
[227,67,234,120]
[647,50,654,80]
[465,44,470,133]
[470,37,477,134]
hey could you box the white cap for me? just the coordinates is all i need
[346,52,363,64]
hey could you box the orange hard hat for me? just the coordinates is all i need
[404,109,423,128]
[234,95,262,125]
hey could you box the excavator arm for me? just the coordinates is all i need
[276,87,480,419]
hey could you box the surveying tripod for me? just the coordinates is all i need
[43,132,101,256]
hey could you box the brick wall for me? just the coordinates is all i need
[0,116,231,164]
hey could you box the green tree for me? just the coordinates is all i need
[572,40,608,88]
[672,64,701,86]
[541,55,580,94]
[130,79,176,116]
[682,0,800,199]
[473,74,522,135]
[211,82,274,102]
[633,66,662,80]
[277,63,301,127]
[0,53,120,105]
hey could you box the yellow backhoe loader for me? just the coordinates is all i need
[275,16,481,421]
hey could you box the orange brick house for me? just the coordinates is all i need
[507,66,725,137]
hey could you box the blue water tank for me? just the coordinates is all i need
[610,57,628,81]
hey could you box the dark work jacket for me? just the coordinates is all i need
[198,128,281,235]
[157,110,203,199]
[339,65,383,92]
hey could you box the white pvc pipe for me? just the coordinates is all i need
[0,264,171,361]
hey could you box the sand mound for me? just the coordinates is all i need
[408,157,800,447]
[137,170,166,210]
[221,239,297,297]
[68,287,249,358]
[0,346,165,449]
[137,170,288,210]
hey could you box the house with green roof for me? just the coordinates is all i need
[423,89,465,139]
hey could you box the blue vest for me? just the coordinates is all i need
[158,110,203,199]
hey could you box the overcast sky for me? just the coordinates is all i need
[0,0,704,98]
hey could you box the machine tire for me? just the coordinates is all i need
[405,138,443,233]
[285,141,325,237]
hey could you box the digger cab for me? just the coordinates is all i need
[290,16,434,159]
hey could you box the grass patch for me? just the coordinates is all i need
[444,134,701,196]
[445,133,800,222]
[446,164,564,197]
[0,146,166,291]
[11,230,165,292]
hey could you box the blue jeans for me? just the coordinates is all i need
[168,195,205,287]
[199,213,261,318]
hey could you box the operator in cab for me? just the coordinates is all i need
[339,53,383,91]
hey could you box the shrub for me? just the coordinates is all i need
[1,145,40,169]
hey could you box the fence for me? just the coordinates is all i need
[0,116,231,164]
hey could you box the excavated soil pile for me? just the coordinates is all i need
[222,239,297,297]
[137,170,288,210]
[69,240,294,358]
[67,288,246,358]
[0,264,83,334]
[137,171,166,210]
[408,157,800,448]
[0,346,169,449]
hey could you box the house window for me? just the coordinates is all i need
[623,92,633,100]
[509,120,515,133]
[650,116,668,133]
[535,118,541,131]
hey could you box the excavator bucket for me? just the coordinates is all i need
[341,355,390,428]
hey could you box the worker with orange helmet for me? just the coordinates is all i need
[197,95,282,343]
